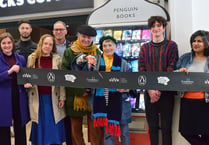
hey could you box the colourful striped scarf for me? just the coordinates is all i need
[93,53,122,137]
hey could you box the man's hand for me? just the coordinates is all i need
[147,90,161,103]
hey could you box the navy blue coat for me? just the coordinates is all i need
[0,52,30,127]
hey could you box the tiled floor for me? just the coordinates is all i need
[11,121,90,145]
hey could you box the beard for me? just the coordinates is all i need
[21,33,31,39]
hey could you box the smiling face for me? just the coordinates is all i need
[41,37,54,56]
[102,40,116,56]
[53,22,67,43]
[78,33,94,47]
[150,21,165,38]
[1,37,13,56]
[192,36,205,54]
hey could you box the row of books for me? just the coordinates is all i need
[95,29,151,43]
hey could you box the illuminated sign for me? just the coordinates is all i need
[0,0,93,17]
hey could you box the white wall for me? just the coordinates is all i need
[169,0,209,145]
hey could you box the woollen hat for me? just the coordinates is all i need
[99,35,117,50]
[77,25,97,37]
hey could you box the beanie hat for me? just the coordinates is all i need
[77,25,97,37]
[99,35,117,50]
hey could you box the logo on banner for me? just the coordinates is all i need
[138,75,147,86]
[47,72,55,82]
[109,77,120,83]
[205,79,209,84]
[181,78,194,85]
[157,76,170,85]
[65,74,76,82]
[22,73,31,78]
[86,77,99,83]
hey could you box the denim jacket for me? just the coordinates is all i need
[176,52,209,103]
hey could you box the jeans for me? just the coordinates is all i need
[104,123,130,145]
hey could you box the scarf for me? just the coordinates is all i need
[71,37,98,56]
[93,53,122,137]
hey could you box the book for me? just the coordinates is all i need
[122,30,132,40]
[131,43,140,58]
[122,42,131,58]
[114,42,123,57]
[132,29,141,40]
[104,29,112,36]
[113,30,122,40]
[95,29,104,43]
[141,29,151,40]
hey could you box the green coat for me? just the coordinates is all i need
[62,45,101,117]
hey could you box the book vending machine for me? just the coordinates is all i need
[87,0,170,144]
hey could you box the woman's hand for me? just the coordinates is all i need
[8,65,20,74]
[179,67,189,74]
[24,83,33,88]
[58,100,65,108]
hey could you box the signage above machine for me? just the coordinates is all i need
[88,0,169,27]
[0,0,93,22]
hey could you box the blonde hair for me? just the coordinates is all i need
[28,34,57,68]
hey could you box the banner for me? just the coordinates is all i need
[17,68,209,91]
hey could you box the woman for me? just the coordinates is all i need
[24,34,66,145]
[176,30,209,145]
[73,36,132,145]
[0,32,30,145]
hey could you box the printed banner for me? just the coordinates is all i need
[17,68,209,91]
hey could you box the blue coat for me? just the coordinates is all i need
[0,52,30,126]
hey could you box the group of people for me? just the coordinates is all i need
[0,15,209,145]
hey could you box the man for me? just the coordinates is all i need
[53,21,70,57]
[62,25,102,145]
[138,16,179,145]
[53,20,72,145]
[15,20,37,61]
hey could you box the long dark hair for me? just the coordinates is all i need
[190,30,209,56]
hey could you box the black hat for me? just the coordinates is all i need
[77,25,97,37]
[99,36,117,50]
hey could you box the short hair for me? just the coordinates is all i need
[148,16,167,29]
[53,21,67,29]
[17,20,32,28]
[190,30,209,56]
[0,32,15,52]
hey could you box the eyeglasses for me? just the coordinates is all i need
[53,28,66,32]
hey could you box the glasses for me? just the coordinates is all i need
[53,28,66,32]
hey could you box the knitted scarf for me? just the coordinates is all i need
[93,53,122,137]
[71,37,98,56]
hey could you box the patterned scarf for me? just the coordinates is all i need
[93,53,122,137]
[71,37,98,56]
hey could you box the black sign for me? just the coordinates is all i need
[0,0,93,17]
[17,68,209,92]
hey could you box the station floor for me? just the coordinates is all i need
[11,121,91,145]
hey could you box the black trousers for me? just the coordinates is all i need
[64,116,73,145]
[181,133,209,145]
[145,92,174,145]
[0,89,26,145]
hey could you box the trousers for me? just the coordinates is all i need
[70,115,102,145]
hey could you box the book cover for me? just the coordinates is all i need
[114,42,123,57]
[131,43,140,58]
[141,29,151,40]
[113,30,122,40]
[104,29,112,36]
[122,42,131,58]
[132,29,141,40]
[122,30,132,40]
[95,29,104,43]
